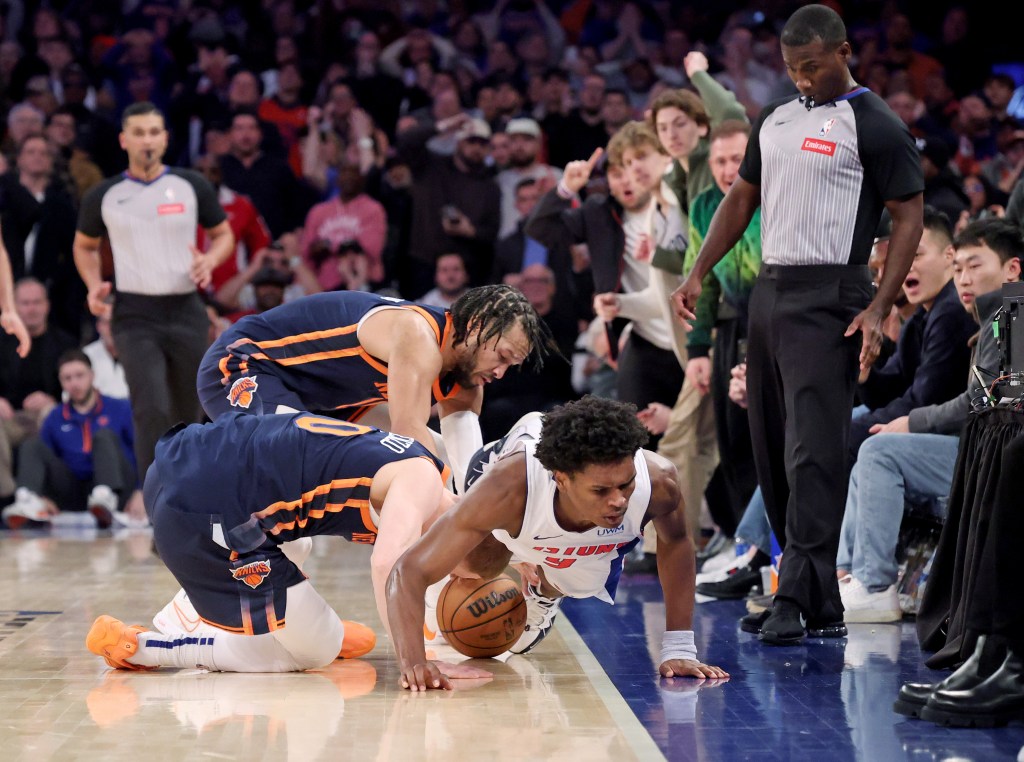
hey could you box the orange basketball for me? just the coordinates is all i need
[437,574,528,658]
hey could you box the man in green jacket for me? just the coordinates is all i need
[685,120,762,533]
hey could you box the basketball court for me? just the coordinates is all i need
[1,527,1022,761]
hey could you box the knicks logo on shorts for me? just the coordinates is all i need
[227,376,259,408]
[231,560,272,589]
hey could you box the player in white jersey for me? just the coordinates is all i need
[387,395,729,691]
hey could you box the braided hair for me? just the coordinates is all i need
[449,284,557,368]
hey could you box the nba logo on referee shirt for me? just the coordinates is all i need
[818,118,836,137]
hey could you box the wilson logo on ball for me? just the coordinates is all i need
[466,588,523,618]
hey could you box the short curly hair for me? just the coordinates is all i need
[534,396,649,474]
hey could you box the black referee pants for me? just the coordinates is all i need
[746,264,872,623]
[113,292,208,483]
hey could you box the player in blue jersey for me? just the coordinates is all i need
[196,285,553,465]
[85,412,489,677]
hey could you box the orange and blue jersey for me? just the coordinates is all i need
[145,412,449,636]
[197,291,464,420]
[150,411,448,549]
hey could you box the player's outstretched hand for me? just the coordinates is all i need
[400,660,493,691]
[400,660,453,691]
[659,658,729,680]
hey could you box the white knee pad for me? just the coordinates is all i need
[272,581,343,670]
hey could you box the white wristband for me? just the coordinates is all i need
[556,179,575,200]
[660,629,697,664]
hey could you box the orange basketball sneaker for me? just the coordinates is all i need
[337,620,376,659]
[86,615,153,670]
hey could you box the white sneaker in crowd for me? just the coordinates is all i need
[2,487,55,529]
[88,485,119,529]
[840,576,902,623]
[696,545,756,586]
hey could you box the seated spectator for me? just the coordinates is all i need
[192,153,273,294]
[347,32,406,141]
[0,134,81,337]
[849,208,978,459]
[920,137,968,222]
[225,69,286,159]
[419,252,469,309]
[1,350,138,530]
[219,110,310,239]
[0,278,77,441]
[980,128,1024,197]
[299,161,386,291]
[257,61,308,177]
[227,265,291,322]
[542,71,608,167]
[879,13,943,101]
[496,118,562,239]
[837,219,1023,622]
[955,172,1008,235]
[2,103,46,157]
[397,114,500,298]
[82,311,128,399]
[44,107,104,203]
[216,235,320,314]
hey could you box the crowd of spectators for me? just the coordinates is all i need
[1,1,1023,587]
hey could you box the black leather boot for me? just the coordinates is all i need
[893,634,1004,719]
[920,647,1024,727]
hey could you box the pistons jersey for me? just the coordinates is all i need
[492,441,651,603]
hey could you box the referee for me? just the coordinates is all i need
[73,102,235,482]
[673,5,923,645]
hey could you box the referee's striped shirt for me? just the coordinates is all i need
[77,168,227,295]
[740,88,923,267]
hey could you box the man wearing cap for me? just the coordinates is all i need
[226,264,291,321]
[497,118,562,239]
[397,113,501,297]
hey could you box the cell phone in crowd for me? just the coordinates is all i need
[737,339,749,363]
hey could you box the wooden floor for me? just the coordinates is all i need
[0,529,662,762]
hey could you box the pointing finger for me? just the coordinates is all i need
[585,147,603,169]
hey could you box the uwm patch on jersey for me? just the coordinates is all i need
[231,560,272,589]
